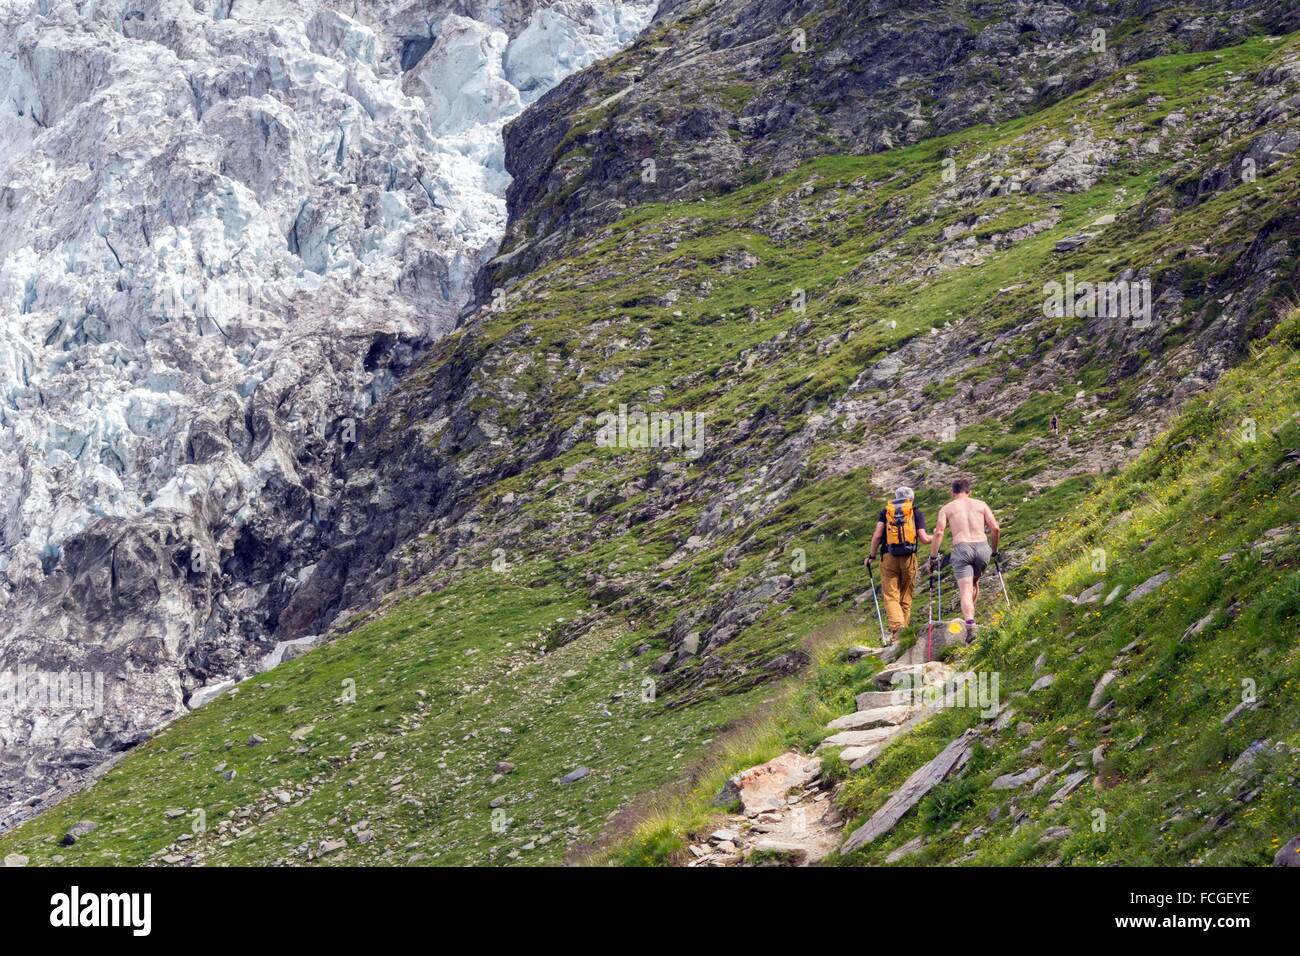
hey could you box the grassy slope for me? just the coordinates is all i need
[0,568,769,865]
[831,319,1300,866]
[2,34,1298,866]
[615,317,1299,865]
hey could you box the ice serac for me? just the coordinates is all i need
[0,0,657,821]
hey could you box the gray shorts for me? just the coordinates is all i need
[952,541,992,580]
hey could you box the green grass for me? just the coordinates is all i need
[0,568,768,866]
[605,317,1299,866]
[831,321,1300,866]
[601,625,882,865]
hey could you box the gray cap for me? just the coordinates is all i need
[893,486,914,501]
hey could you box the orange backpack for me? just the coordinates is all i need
[884,499,918,555]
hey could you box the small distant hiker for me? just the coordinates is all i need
[928,478,1000,636]
[865,486,931,644]
[1050,413,1060,438]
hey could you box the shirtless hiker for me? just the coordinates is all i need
[927,478,1001,634]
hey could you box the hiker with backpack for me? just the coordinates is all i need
[864,486,931,644]
[927,477,1001,637]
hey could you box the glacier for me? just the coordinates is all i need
[0,0,655,822]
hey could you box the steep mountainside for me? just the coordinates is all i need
[482,0,1300,293]
[2,0,1296,865]
[615,315,1299,866]
[0,0,655,816]
[823,320,1300,867]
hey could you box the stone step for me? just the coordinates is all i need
[825,704,917,731]
[857,686,920,712]
[849,746,887,771]
[820,725,901,749]
[839,743,884,765]
[855,688,914,710]
[871,661,954,690]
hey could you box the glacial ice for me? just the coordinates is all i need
[0,0,657,812]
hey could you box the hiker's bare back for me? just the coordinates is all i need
[931,480,1002,628]
[936,497,997,543]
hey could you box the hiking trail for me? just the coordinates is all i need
[686,642,976,866]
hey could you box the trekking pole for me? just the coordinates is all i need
[936,555,942,620]
[993,552,1012,608]
[926,563,935,662]
[866,560,888,645]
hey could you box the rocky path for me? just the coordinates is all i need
[686,751,840,866]
[686,651,962,866]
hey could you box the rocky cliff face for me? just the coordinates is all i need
[0,0,655,816]
[481,0,1300,295]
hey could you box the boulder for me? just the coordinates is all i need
[1049,770,1090,804]
[842,730,978,853]
[1125,570,1171,603]
[1039,825,1072,845]
[1077,581,1106,604]
[841,744,883,765]
[188,679,237,710]
[59,819,99,845]
[856,688,913,710]
[1222,699,1258,726]
[1274,836,1300,867]
[1228,740,1273,774]
[1181,611,1217,643]
[872,661,951,690]
[885,836,926,863]
[723,752,821,816]
[991,766,1045,790]
[1088,670,1119,710]
[1054,233,1094,253]
[261,635,321,670]
[1031,764,1067,795]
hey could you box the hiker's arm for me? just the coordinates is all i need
[984,503,1001,552]
[929,509,946,559]
[866,521,884,563]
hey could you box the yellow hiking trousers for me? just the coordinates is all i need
[880,553,918,633]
